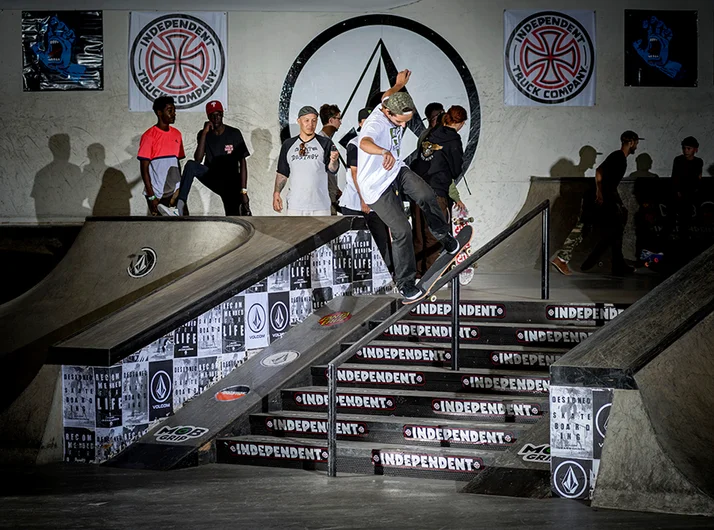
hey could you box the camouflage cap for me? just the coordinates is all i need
[383,91,415,115]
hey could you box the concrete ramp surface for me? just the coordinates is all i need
[0,216,353,410]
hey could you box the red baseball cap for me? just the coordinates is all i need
[206,100,224,115]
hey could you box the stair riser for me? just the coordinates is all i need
[374,321,595,347]
[408,300,626,326]
[311,367,550,396]
[217,439,487,481]
[345,343,564,371]
[281,390,548,422]
[249,415,528,449]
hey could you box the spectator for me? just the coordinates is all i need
[318,103,343,214]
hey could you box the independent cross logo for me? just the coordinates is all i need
[505,12,594,104]
[130,14,225,109]
[127,247,157,278]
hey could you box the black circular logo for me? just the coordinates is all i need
[128,247,157,278]
[280,15,481,175]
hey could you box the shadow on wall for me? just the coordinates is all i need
[85,143,143,216]
[249,128,275,215]
[31,134,87,221]
[629,153,659,178]
[549,145,600,178]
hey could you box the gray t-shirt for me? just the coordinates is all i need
[278,135,335,211]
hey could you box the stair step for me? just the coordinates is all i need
[281,386,548,422]
[311,364,549,395]
[342,341,565,370]
[216,435,494,481]
[407,299,627,326]
[249,411,531,449]
[372,320,596,347]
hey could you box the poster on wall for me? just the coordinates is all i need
[128,12,227,111]
[22,11,103,91]
[504,10,596,106]
[624,10,698,87]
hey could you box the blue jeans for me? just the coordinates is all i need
[368,166,450,288]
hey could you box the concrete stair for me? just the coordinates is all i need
[216,299,625,481]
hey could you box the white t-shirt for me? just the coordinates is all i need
[277,135,335,211]
[356,104,407,204]
[338,137,363,212]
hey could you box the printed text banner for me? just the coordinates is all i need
[129,12,228,112]
[504,10,596,107]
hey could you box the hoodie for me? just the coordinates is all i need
[417,125,463,199]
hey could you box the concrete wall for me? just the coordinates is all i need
[1,0,712,247]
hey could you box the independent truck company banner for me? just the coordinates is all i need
[129,12,227,111]
[504,10,596,106]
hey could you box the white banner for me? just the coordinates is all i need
[129,12,227,112]
[504,10,596,106]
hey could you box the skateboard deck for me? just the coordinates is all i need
[402,225,474,305]
[640,249,664,268]
[452,206,475,285]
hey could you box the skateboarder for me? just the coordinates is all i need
[137,96,185,216]
[339,107,393,272]
[551,131,641,276]
[356,69,459,300]
[412,105,468,277]
[160,100,251,216]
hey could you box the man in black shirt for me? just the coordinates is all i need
[161,100,251,216]
[671,136,703,238]
[581,130,642,274]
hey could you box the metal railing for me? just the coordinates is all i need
[326,199,550,476]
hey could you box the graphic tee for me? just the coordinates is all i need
[277,134,335,211]
[198,125,250,177]
[338,138,363,212]
[356,104,407,204]
[137,126,185,198]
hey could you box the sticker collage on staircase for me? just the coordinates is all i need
[61,230,392,463]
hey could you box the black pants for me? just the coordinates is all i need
[368,166,450,288]
[582,201,628,270]
[341,207,393,273]
[178,160,243,216]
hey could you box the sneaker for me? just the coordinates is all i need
[550,257,572,276]
[399,283,422,301]
[157,203,180,216]
[442,235,460,255]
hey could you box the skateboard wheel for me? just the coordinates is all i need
[430,295,437,302]
[653,258,659,263]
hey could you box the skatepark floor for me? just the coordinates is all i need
[459,269,664,304]
[0,463,710,529]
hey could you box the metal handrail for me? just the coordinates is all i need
[326,199,550,476]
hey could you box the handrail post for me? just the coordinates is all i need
[541,204,550,300]
[327,362,337,477]
[450,276,460,371]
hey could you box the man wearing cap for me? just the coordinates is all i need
[273,106,340,215]
[671,135,703,237]
[552,131,640,275]
[160,100,251,216]
[357,69,458,300]
[339,107,392,271]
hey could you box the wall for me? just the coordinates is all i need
[0,0,712,247]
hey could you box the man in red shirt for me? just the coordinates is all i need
[137,96,185,215]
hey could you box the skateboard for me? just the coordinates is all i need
[402,225,474,305]
[452,205,475,285]
[639,249,664,268]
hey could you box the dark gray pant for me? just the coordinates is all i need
[341,207,393,272]
[368,166,450,288]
